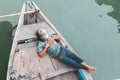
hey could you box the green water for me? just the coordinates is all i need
[95,0,120,33]
[0,0,120,80]
[0,21,12,80]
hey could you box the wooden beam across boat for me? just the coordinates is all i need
[0,10,36,18]
[40,68,75,80]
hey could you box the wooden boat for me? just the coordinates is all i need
[7,1,93,80]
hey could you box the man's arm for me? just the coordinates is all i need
[53,35,60,40]
[53,35,61,44]
[38,46,48,57]
[38,40,52,57]
[38,35,60,57]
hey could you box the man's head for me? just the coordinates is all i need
[38,28,49,40]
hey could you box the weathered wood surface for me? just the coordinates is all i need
[49,57,79,80]
[13,22,80,80]
[18,22,54,41]
[10,21,81,80]
[12,43,79,80]
[43,68,75,79]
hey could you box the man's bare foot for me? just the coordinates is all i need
[88,67,96,72]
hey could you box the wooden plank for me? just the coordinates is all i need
[27,46,40,77]
[11,50,22,79]
[32,77,41,80]
[49,58,79,80]
[42,68,75,79]
[19,47,30,76]
[59,72,79,80]
[0,10,35,18]
[11,48,30,80]
[18,22,54,41]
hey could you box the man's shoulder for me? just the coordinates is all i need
[49,34,58,38]
[38,40,45,45]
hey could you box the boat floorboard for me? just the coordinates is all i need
[12,35,79,80]
[18,22,54,41]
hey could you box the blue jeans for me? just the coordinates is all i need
[58,46,86,69]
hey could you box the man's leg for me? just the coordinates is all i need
[61,46,83,63]
[63,46,96,71]
[58,52,85,69]
[81,61,96,72]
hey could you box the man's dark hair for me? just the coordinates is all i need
[35,31,44,41]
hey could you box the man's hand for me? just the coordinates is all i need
[45,38,54,48]
[54,35,60,40]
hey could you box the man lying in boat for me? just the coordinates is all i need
[36,28,96,72]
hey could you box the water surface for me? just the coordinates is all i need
[0,21,12,80]
[0,0,120,80]
[95,0,120,33]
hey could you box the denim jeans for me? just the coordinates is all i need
[58,46,86,69]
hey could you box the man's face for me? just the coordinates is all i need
[40,36,46,41]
